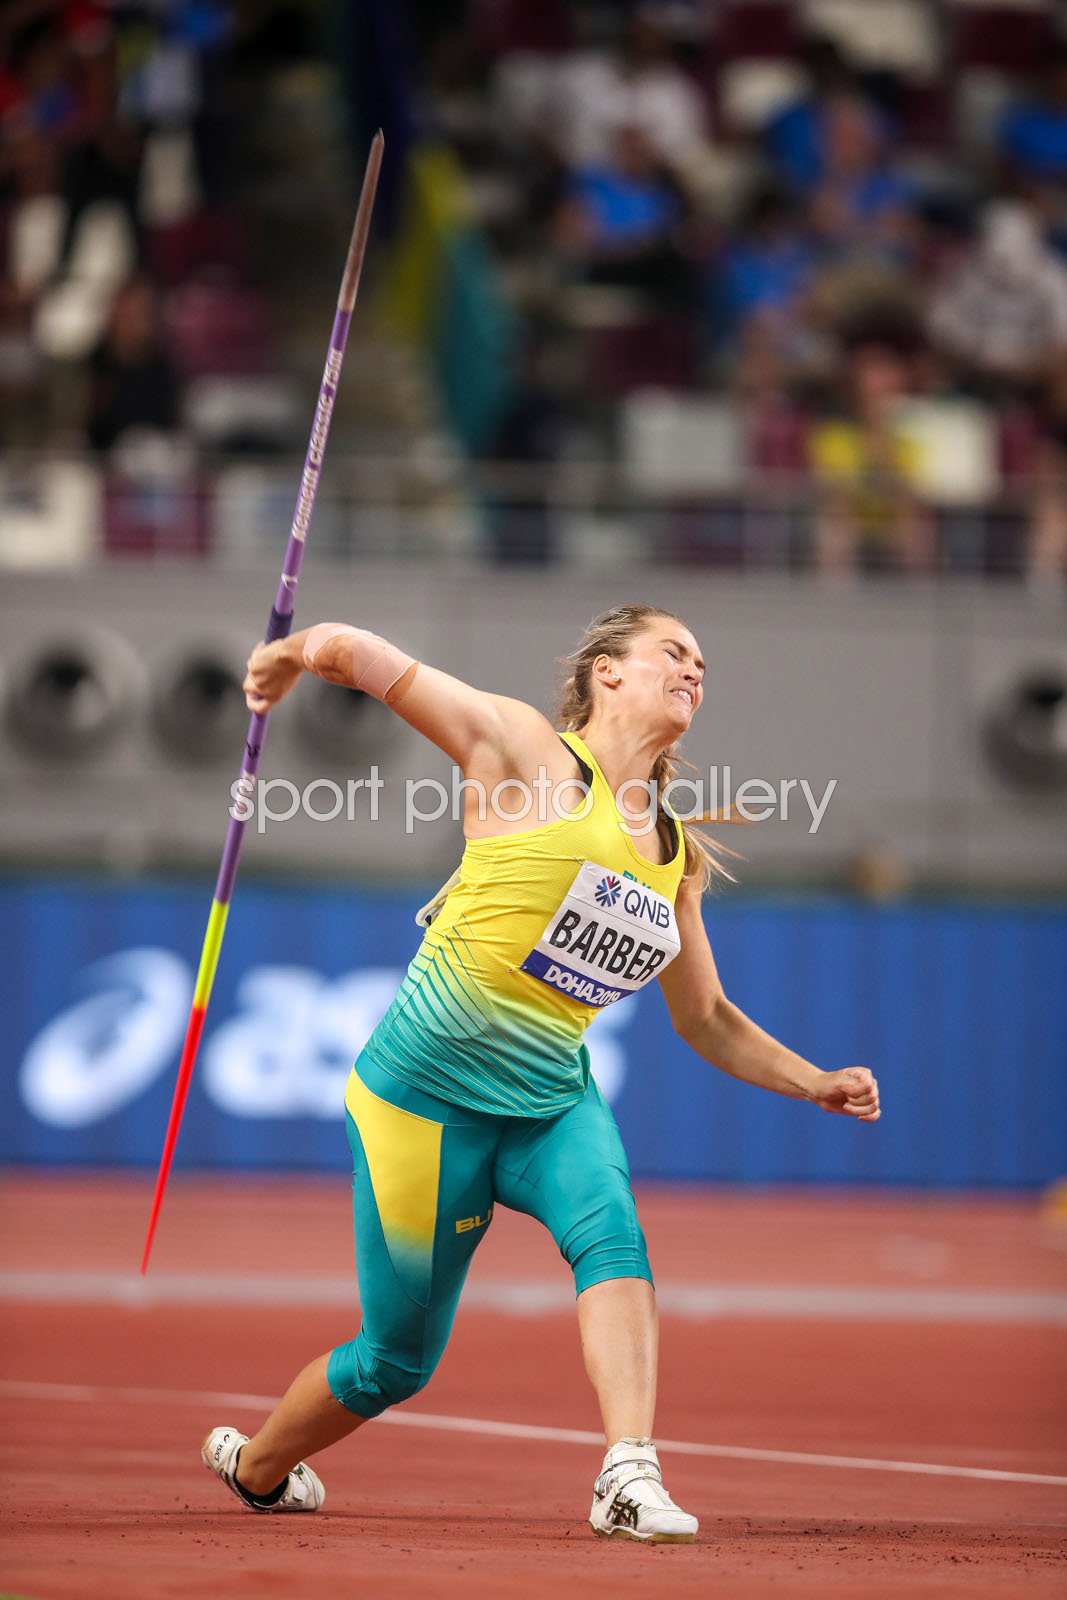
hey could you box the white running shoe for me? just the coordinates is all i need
[200,1426,325,1513]
[589,1437,697,1543]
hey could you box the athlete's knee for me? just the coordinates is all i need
[561,1181,653,1296]
[326,1337,437,1419]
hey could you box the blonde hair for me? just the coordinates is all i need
[557,604,738,890]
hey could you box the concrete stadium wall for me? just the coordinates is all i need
[1,565,1065,888]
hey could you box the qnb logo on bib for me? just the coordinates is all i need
[520,860,680,1007]
[594,874,622,907]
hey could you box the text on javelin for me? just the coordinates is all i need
[292,347,344,543]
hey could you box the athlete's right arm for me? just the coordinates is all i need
[243,625,556,774]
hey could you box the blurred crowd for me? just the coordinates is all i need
[432,0,1067,578]
[3,0,1067,581]
[0,0,297,557]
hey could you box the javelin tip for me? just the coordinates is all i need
[339,132,385,313]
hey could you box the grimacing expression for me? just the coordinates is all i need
[608,621,705,733]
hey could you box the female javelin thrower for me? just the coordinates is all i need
[202,603,880,1542]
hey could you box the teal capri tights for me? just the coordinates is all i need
[326,1051,653,1418]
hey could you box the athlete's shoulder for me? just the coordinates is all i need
[475,695,579,779]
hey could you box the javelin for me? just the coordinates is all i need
[141,131,384,1273]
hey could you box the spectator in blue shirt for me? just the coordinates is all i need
[564,124,681,251]
[807,92,917,270]
[998,44,1067,186]
[555,121,693,309]
[716,183,814,343]
[764,35,893,196]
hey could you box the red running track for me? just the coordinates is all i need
[2,1174,1065,1599]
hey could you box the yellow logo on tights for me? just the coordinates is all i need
[455,1206,494,1234]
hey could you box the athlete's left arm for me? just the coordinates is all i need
[658,875,880,1120]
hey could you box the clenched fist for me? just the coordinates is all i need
[243,636,305,714]
[812,1067,880,1121]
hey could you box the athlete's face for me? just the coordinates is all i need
[615,619,705,735]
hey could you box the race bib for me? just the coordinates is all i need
[519,861,681,1008]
